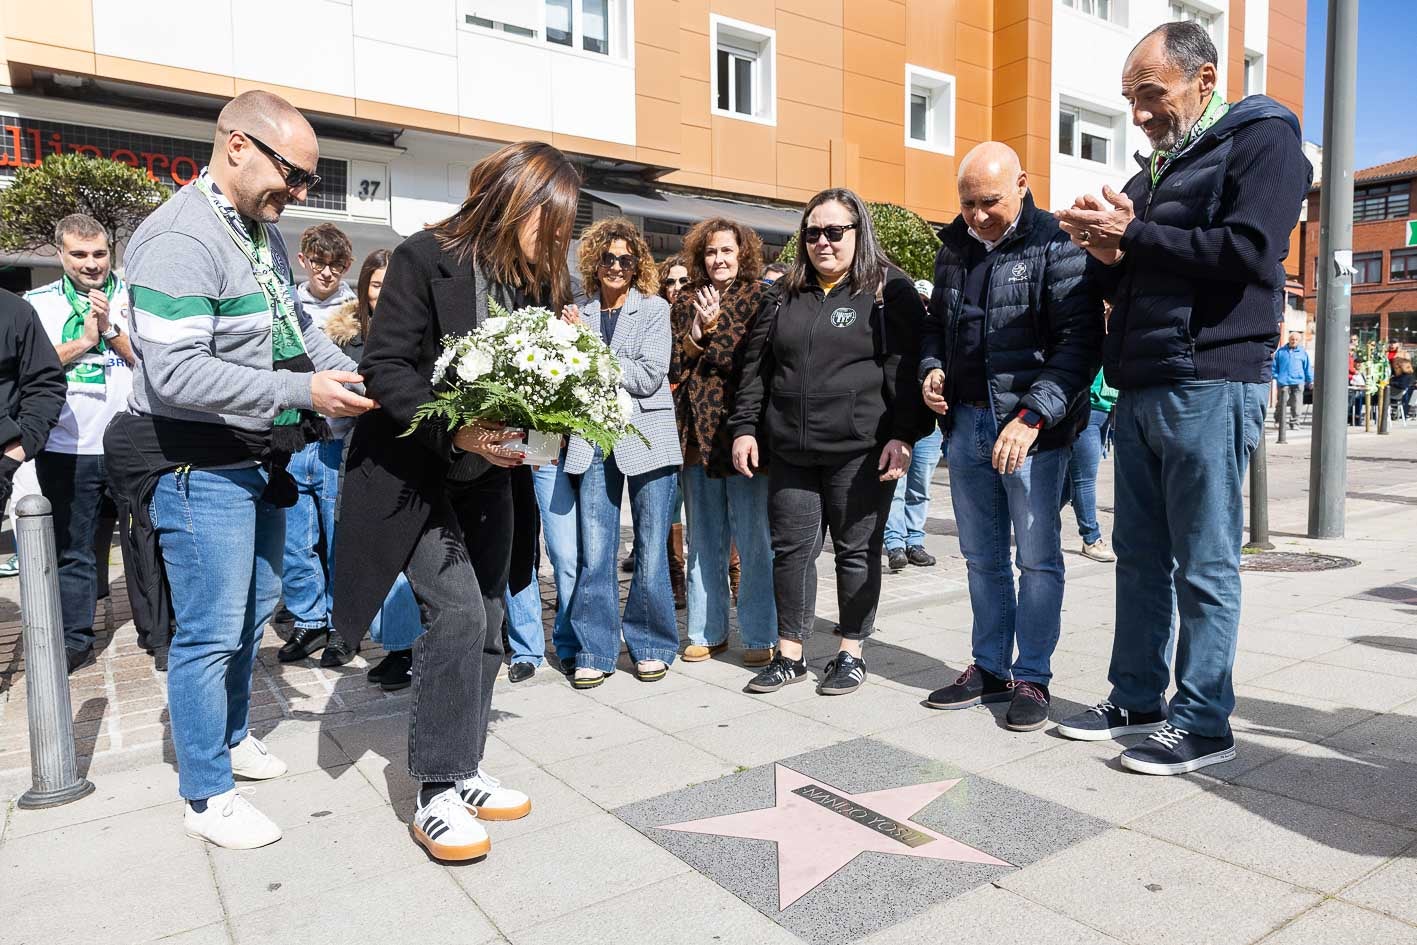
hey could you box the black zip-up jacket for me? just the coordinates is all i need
[0,289,64,461]
[919,192,1103,452]
[1095,95,1312,389]
[730,266,933,465]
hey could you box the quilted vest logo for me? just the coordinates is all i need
[1008,262,1029,283]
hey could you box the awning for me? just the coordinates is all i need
[276,216,406,271]
[583,187,802,239]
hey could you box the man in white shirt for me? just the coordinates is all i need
[27,213,136,671]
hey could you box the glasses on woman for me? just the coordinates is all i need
[804,224,858,244]
[664,276,690,287]
[599,252,638,271]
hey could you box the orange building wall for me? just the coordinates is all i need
[1268,0,1307,283]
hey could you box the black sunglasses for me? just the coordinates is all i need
[665,276,691,286]
[243,131,322,192]
[599,252,638,271]
[804,223,858,244]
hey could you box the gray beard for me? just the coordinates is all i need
[1152,115,1196,153]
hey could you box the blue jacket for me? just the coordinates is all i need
[1273,345,1312,386]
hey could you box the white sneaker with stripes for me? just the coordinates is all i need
[457,767,532,821]
[412,788,490,862]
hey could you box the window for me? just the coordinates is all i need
[905,65,956,154]
[1058,102,1116,166]
[1170,1,1218,38]
[711,16,776,124]
[1354,252,1383,285]
[1354,182,1412,222]
[1061,0,1113,22]
[1244,52,1265,96]
[461,0,625,58]
[1392,249,1417,282]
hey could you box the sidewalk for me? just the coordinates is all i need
[3,424,1416,945]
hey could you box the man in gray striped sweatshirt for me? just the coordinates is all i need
[116,90,374,850]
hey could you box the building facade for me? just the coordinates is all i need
[0,0,1304,287]
[1301,155,1417,344]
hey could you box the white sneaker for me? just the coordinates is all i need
[412,788,491,861]
[229,734,288,781]
[457,768,532,821]
[184,788,282,849]
[1082,539,1117,563]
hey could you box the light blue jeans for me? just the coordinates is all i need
[152,466,282,801]
[947,403,1069,686]
[1063,408,1110,545]
[503,463,579,666]
[370,574,424,653]
[681,463,777,650]
[1108,381,1265,737]
[281,438,342,631]
[883,427,944,551]
[569,454,679,672]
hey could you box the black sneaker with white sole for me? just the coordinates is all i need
[1120,722,1236,775]
[1055,699,1168,741]
[746,654,808,693]
[818,652,867,696]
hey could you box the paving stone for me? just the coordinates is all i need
[136,922,232,945]
[678,705,854,769]
[1313,641,1417,679]
[781,680,938,737]
[1245,661,1417,713]
[1233,742,1417,829]
[233,764,387,829]
[6,761,181,838]
[547,732,736,808]
[999,828,1321,945]
[1321,707,1417,765]
[873,710,1058,776]
[1340,854,1417,926]
[1258,900,1417,945]
[490,699,659,765]
[615,680,768,733]
[862,883,1125,945]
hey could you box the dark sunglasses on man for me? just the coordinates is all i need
[599,252,638,271]
[804,223,858,244]
[243,131,322,192]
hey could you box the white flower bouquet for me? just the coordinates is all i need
[406,299,642,463]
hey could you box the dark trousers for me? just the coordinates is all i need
[1277,385,1301,428]
[403,472,512,783]
[768,451,895,641]
[35,452,110,653]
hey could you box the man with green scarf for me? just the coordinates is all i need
[26,213,135,673]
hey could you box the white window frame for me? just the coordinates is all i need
[1057,99,1121,169]
[1059,0,1115,24]
[904,64,956,156]
[1169,0,1221,42]
[1244,49,1266,96]
[711,14,776,126]
[459,0,632,63]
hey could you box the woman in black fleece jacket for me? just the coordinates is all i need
[730,188,933,696]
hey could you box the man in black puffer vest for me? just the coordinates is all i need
[1053,22,1311,776]
[918,141,1103,734]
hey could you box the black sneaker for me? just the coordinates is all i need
[1055,699,1168,741]
[367,649,412,686]
[278,626,327,663]
[887,549,909,572]
[925,663,1012,709]
[1120,723,1236,776]
[507,661,536,683]
[746,654,808,693]
[65,646,94,674]
[319,634,358,668]
[1005,681,1050,732]
[818,652,867,696]
[906,546,936,567]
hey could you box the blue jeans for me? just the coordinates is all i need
[503,463,579,666]
[152,467,282,801]
[34,451,109,652]
[681,463,777,650]
[947,403,1069,686]
[569,454,678,672]
[281,439,342,631]
[883,427,943,551]
[1108,381,1265,737]
[1063,409,1110,544]
[370,574,423,653]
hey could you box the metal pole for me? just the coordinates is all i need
[16,495,94,809]
[1378,386,1390,434]
[1277,387,1288,444]
[1307,0,1360,538]
[1246,435,1273,551]
[1364,390,1371,432]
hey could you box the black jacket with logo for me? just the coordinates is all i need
[730,266,933,465]
[920,192,1103,452]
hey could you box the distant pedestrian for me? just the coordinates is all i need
[1063,371,1118,563]
[1272,331,1311,430]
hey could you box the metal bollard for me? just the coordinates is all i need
[1378,387,1391,435]
[1277,390,1287,444]
[1245,435,1273,551]
[16,495,94,809]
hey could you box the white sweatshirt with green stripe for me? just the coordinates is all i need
[124,182,355,432]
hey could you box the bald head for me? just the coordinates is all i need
[956,141,1028,245]
[209,90,318,224]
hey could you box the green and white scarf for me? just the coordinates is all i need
[1149,92,1231,187]
[61,273,116,390]
[193,170,315,436]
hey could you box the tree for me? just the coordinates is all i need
[0,153,169,253]
[776,202,942,282]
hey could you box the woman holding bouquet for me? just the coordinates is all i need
[561,218,683,688]
[333,141,581,862]
[670,219,779,666]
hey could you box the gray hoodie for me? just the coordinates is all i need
[297,280,357,330]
